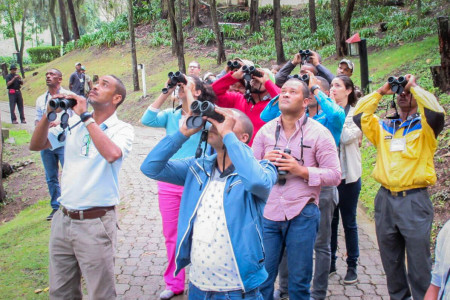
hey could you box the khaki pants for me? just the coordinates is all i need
[49,209,117,300]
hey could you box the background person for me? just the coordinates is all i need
[141,108,277,299]
[141,75,216,300]
[29,75,134,299]
[329,75,363,285]
[69,62,86,96]
[337,59,354,77]
[188,61,201,77]
[5,64,26,124]
[353,74,445,300]
[81,66,93,97]
[34,69,74,221]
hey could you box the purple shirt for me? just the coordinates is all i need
[252,113,341,221]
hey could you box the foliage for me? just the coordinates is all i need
[223,11,250,22]
[133,0,161,24]
[148,31,171,47]
[220,24,247,40]
[0,55,31,65]
[27,46,60,63]
[194,27,215,45]
[258,5,273,15]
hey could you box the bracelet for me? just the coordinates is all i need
[84,118,95,127]
[310,85,320,94]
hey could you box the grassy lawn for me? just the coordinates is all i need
[0,200,50,299]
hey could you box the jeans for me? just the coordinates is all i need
[331,178,361,269]
[188,282,263,300]
[8,91,25,122]
[41,147,65,210]
[260,203,320,300]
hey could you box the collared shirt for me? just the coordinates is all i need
[5,73,22,90]
[431,220,450,299]
[48,112,134,210]
[35,87,74,122]
[190,168,241,291]
[69,71,85,96]
[252,113,341,221]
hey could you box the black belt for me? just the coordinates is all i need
[60,205,115,220]
[381,186,427,197]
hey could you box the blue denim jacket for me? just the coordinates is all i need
[140,131,277,292]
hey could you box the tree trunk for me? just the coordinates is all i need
[6,2,19,53]
[210,0,226,64]
[273,0,285,64]
[58,0,71,44]
[18,4,28,78]
[309,0,317,33]
[167,0,178,55]
[249,0,260,33]
[331,0,356,57]
[128,0,140,91]
[49,0,60,45]
[176,0,186,73]
[67,0,80,40]
[189,0,200,27]
[430,16,450,92]
[0,115,6,202]
[160,0,168,19]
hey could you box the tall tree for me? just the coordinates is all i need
[330,0,356,57]
[160,0,168,19]
[176,0,186,73]
[128,0,139,91]
[309,0,317,33]
[249,0,260,33]
[188,0,200,27]
[49,0,60,45]
[167,0,177,55]
[209,0,226,64]
[57,0,70,44]
[67,0,80,40]
[273,0,285,64]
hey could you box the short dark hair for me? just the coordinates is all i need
[110,75,127,107]
[315,76,330,92]
[286,78,310,99]
[336,75,357,106]
[231,109,253,144]
[49,68,63,78]
[302,63,318,75]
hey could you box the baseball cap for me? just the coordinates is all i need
[75,62,81,66]
[81,66,86,71]
[339,59,354,71]
[9,64,17,70]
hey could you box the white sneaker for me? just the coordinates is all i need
[160,290,175,300]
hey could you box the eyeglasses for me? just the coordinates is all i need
[188,65,199,69]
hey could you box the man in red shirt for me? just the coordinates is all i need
[212,65,280,145]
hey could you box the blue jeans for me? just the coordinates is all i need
[331,178,361,268]
[188,282,263,300]
[40,147,65,210]
[260,203,320,300]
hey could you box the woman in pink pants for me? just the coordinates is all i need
[141,75,216,299]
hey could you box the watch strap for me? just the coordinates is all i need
[311,85,320,94]
[80,111,92,122]
[84,118,95,127]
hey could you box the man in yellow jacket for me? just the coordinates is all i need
[353,74,445,300]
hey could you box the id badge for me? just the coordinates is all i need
[390,138,406,152]
[80,78,84,83]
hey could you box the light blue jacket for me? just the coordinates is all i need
[260,91,345,146]
[140,131,277,292]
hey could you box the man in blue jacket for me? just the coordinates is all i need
[141,108,277,298]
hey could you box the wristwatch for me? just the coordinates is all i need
[311,85,320,94]
[80,111,92,122]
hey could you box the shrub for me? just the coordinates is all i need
[194,27,215,45]
[223,11,250,22]
[27,46,60,63]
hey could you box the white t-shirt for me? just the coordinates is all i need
[189,168,241,291]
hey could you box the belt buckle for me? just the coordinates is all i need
[390,190,398,197]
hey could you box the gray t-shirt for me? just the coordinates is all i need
[69,71,85,96]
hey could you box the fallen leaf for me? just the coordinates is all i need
[43,287,49,292]
[34,289,43,294]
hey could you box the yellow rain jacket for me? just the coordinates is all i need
[353,86,445,192]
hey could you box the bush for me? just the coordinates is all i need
[27,46,60,63]
[223,11,250,22]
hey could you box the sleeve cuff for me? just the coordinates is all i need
[307,167,321,186]
[174,130,191,144]
[430,273,441,288]
[48,130,65,150]
[148,105,160,112]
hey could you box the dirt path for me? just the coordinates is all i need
[0,101,389,299]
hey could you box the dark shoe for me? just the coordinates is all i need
[12,121,18,124]
[343,267,358,284]
[46,209,58,221]
[274,289,289,300]
[329,262,337,276]
[21,120,26,124]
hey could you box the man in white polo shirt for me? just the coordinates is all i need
[30,74,134,299]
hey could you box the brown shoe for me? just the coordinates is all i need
[12,121,18,124]
[21,120,27,124]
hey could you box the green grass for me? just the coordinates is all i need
[359,138,380,217]
[9,129,32,146]
[0,200,50,299]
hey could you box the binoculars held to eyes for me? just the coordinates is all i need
[186,100,225,129]
[299,49,312,64]
[49,98,77,111]
[227,60,242,71]
[388,76,407,95]
[292,74,310,86]
[162,71,187,94]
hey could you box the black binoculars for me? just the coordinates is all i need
[162,71,187,94]
[49,98,77,111]
[186,100,225,129]
[388,76,407,95]
[299,49,312,63]
[274,147,291,185]
[292,74,310,86]
[227,60,242,71]
[242,65,263,80]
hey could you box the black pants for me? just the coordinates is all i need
[8,90,25,122]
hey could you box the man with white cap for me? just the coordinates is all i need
[337,59,354,77]
[69,62,86,96]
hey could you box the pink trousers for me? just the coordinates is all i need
[157,181,185,294]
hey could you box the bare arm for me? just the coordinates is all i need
[29,114,51,151]
[85,121,123,163]
[7,75,19,86]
